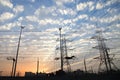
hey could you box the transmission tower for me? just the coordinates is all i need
[62,35,71,72]
[55,28,75,72]
[91,30,118,72]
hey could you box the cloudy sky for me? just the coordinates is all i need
[0,0,120,76]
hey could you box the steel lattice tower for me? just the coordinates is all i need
[62,36,71,72]
[92,30,118,72]
[55,28,75,72]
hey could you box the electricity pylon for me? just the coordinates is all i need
[91,30,118,72]
[62,36,71,72]
[55,28,75,72]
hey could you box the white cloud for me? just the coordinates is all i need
[25,24,34,30]
[31,0,35,3]
[90,14,120,23]
[76,1,94,11]
[62,0,73,3]
[63,19,72,24]
[73,14,88,22]
[45,28,58,33]
[116,24,120,28]
[76,3,87,11]
[39,18,61,25]
[34,6,57,18]
[90,16,98,22]
[105,0,118,7]
[107,8,118,14]
[0,22,19,30]
[100,15,120,23]
[78,14,88,20]
[55,0,74,6]
[37,18,74,26]
[58,8,76,16]
[96,2,104,9]
[0,0,13,8]
[18,17,24,21]
[26,15,39,22]
[0,12,14,22]
[13,5,24,13]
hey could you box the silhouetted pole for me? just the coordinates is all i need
[6,57,15,77]
[36,58,39,76]
[59,28,63,71]
[13,26,24,77]
[11,58,15,77]
[84,58,87,73]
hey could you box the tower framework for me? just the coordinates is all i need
[92,30,118,72]
[55,28,75,72]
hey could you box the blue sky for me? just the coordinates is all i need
[0,0,120,76]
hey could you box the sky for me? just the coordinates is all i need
[0,0,120,76]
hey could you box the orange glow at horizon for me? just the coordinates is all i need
[0,57,55,76]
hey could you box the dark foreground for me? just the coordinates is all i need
[0,70,120,80]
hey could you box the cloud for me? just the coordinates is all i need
[34,6,57,18]
[13,5,24,13]
[77,14,88,20]
[55,0,74,6]
[25,24,35,30]
[60,0,74,3]
[58,8,76,16]
[0,12,14,22]
[45,27,58,33]
[116,24,120,28]
[25,15,39,22]
[100,15,120,23]
[76,1,94,11]
[73,14,88,22]
[76,3,87,11]
[96,2,104,9]
[31,0,35,3]
[63,19,72,24]
[18,17,24,21]
[90,14,120,23]
[35,5,76,17]
[0,0,13,8]
[0,21,21,30]
[39,18,61,25]
[105,0,118,7]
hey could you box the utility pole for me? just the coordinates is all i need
[84,58,87,73]
[11,58,15,77]
[7,57,15,77]
[13,26,24,77]
[59,28,63,71]
[36,58,39,76]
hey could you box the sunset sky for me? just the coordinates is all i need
[0,0,120,76]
